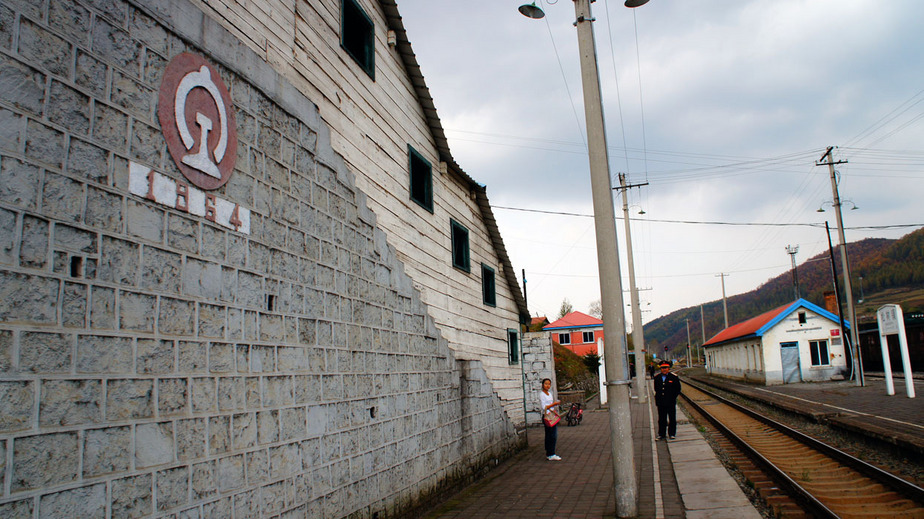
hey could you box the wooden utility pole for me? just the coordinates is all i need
[817,147,864,386]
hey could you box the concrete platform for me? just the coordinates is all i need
[422,380,761,518]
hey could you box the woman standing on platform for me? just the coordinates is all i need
[539,378,562,460]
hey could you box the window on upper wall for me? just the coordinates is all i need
[408,146,432,212]
[341,0,374,79]
[558,333,570,345]
[481,264,496,307]
[798,311,807,324]
[508,329,519,364]
[450,219,469,272]
[582,331,594,343]
[809,339,830,366]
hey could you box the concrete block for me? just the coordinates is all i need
[184,258,221,299]
[47,80,91,135]
[245,449,269,484]
[48,0,92,44]
[91,18,140,73]
[137,338,175,374]
[89,286,116,329]
[129,119,162,165]
[119,291,155,332]
[257,410,279,444]
[176,340,205,374]
[12,432,79,490]
[67,138,109,184]
[209,342,234,373]
[111,70,154,120]
[158,297,194,336]
[191,377,215,413]
[111,473,153,518]
[20,331,71,374]
[75,49,107,98]
[0,380,34,433]
[217,454,245,493]
[18,18,71,77]
[106,378,153,420]
[158,377,188,416]
[217,376,245,411]
[208,415,230,455]
[0,56,45,117]
[19,215,48,268]
[176,418,206,461]
[0,271,58,323]
[40,379,101,426]
[142,246,182,293]
[38,483,106,518]
[156,465,189,511]
[191,460,217,501]
[167,213,199,254]
[232,412,257,450]
[92,102,128,151]
[26,121,65,170]
[136,422,174,468]
[98,236,139,284]
[83,426,131,476]
[76,334,132,373]
[0,4,13,52]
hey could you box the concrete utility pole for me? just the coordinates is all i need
[786,245,800,299]
[572,0,636,514]
[817,147,864,386]
[700,304,706,360]
[716,273,729,328]
[617,173,649,404]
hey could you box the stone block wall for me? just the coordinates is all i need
[0,0,521,516]
[521,332,555,425]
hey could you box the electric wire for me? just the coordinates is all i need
[539,0,587,150]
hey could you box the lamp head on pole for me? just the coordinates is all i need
[625,0,650,7]
[518,2,545,19]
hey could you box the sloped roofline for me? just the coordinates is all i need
[704,298,850,348]
[544,311,604,331]
[380,1,529,324]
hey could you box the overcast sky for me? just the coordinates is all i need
[396,0,924,327]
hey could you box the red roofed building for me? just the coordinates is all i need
[704,299,850,385]
[543,311,604,357]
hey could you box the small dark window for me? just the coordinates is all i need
[582,331,594,343]
[798,311,807,324]
[450,219,469,272]
[508,329,519,364]
[558,333,570,345]
[481,264,496,307]
[408,146,433,212]
[267,294,276,312]
[341,0,374,79]
[69,256,83,278]
[809,340,829,366]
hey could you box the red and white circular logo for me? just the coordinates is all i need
[158,53,237,191]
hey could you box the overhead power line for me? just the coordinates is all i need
[491,205,923,230]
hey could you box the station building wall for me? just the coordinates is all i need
[0,0,525,516]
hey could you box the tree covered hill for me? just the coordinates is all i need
[643,228,924,357]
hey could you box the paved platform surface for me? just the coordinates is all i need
[423,380,760,518]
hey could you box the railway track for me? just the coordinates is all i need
[680,380,924,518]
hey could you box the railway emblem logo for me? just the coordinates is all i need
[158,53,237,190]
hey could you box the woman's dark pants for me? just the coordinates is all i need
[544,423,557,457]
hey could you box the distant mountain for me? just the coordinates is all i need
[643,228,924,357]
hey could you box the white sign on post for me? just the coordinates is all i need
[876,304,915,398]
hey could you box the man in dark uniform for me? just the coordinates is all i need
[653,361,681,439]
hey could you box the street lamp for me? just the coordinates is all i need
[519,2,649,516]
